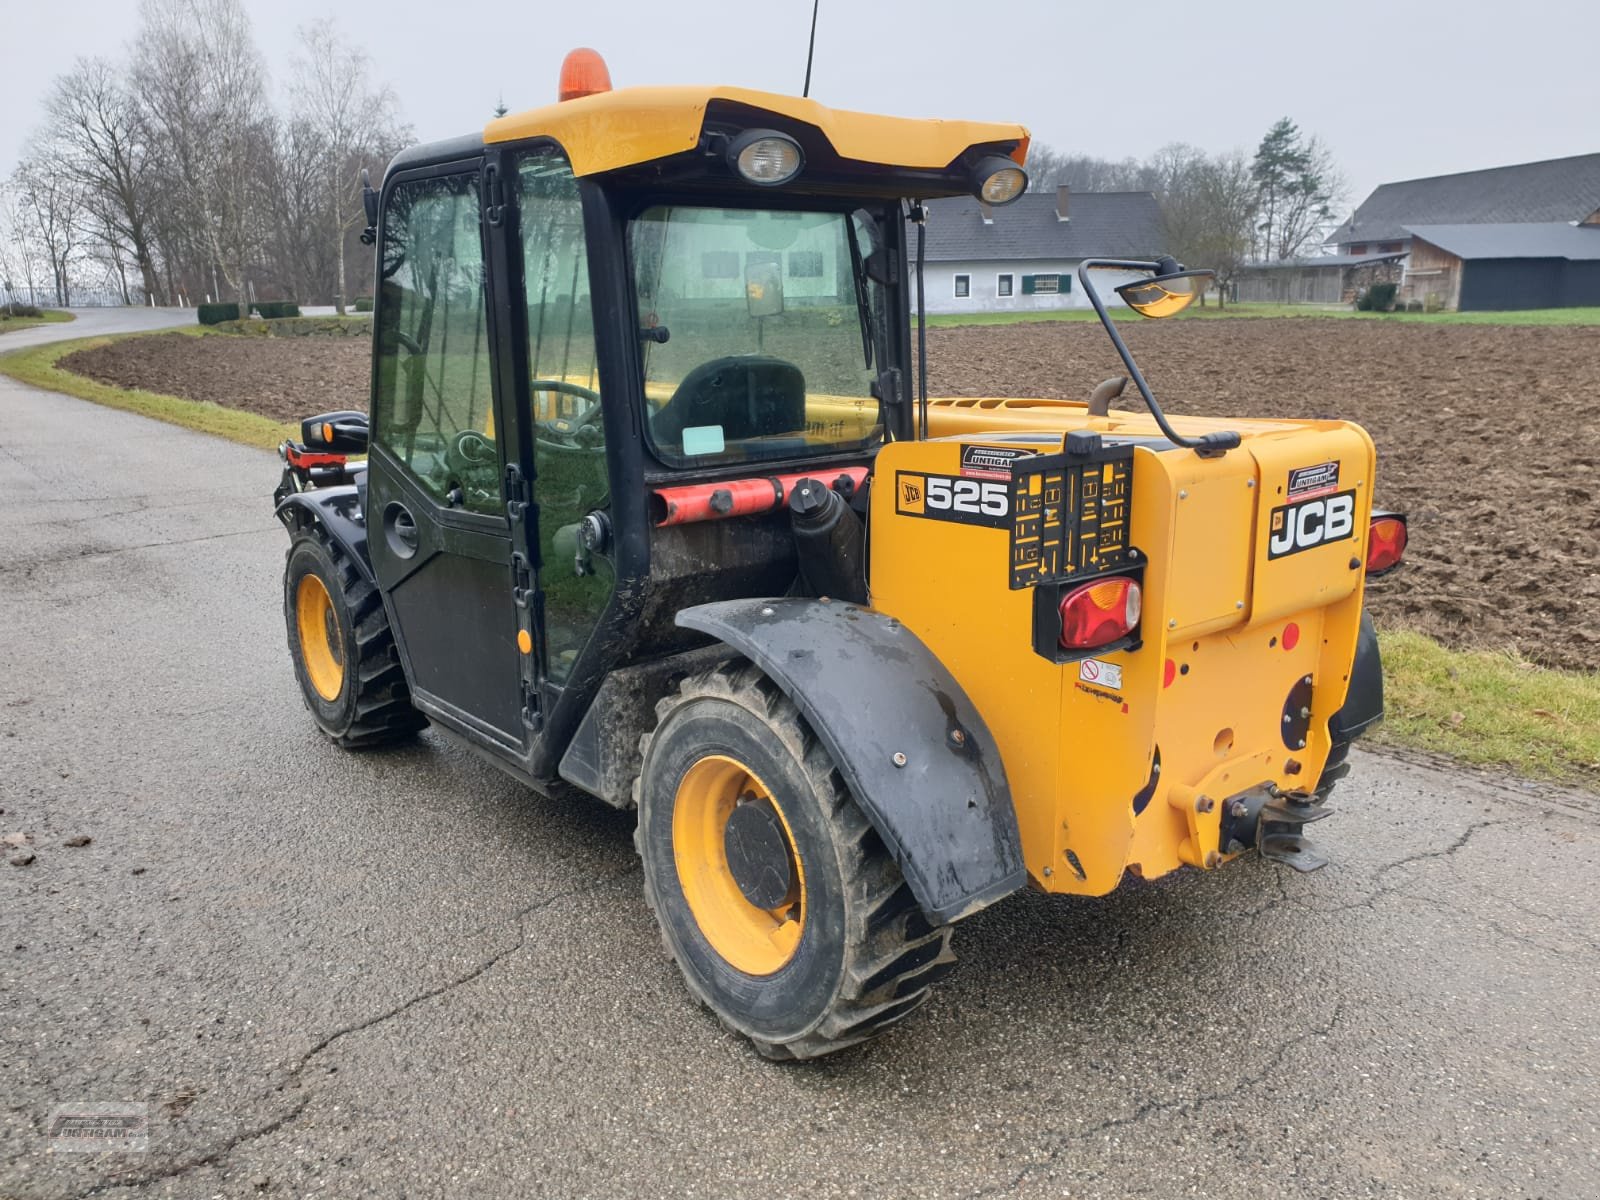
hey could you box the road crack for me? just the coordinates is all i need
[75,865,639,1196]
[965,1003,1347,1197]
[1306,818,1514,918]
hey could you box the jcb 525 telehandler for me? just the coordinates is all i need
[274,50,1407,1059]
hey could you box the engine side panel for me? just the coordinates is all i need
[869,422,1376,896]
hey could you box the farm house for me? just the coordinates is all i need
[915,189,1165,314]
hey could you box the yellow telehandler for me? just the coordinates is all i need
[274,50,1406,1058]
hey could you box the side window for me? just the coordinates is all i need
[372,172,500,516]
[518,150,611,684]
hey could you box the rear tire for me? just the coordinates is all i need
[1314,738,1352,802]
[634,660,955,1060]
[283,529,425,748]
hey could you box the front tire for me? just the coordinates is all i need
[283,530,425,748]
[634,660,955,1059]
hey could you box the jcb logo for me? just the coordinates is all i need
[898,475,926,515]
[1268,490,1356,559]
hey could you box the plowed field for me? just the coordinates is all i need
[60,320,1600,669]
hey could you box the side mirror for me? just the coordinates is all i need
[302,410,369,454]
[1115,259,1215,319]
[360,168,379,246]
[745,257,785,318]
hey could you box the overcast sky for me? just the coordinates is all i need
[4,0,1596,212]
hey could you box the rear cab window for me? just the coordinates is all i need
[628,205,887,469]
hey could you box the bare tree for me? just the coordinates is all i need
[134,0,271,313]
[1168,151,1256,306]
[1026,145,1160,193]
[11,154,86,306]
[290,20,404,313]
[0,185,37,304]
[43,58,162,302]
[260,115,333,302]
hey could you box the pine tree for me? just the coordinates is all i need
[1251,117,1340,262]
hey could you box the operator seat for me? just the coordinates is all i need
[652,355,807,448]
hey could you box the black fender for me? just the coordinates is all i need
[1330,608,1383,743]
[274,486,375,587]
[676,598,1026,925]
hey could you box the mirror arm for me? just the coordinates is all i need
[1076,259,1240,456]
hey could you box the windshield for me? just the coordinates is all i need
[629,205,887,468]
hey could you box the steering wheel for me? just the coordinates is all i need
[531,380,604,451]
[446,429,497,478]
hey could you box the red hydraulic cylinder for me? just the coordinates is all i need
[651,467,869,527]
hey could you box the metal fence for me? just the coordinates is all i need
[3,285,136,308]
[2,284,140,307]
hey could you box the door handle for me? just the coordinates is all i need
[384,503,420,559]
[393,509,418,548]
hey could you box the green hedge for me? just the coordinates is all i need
[1356,282,1399,312]
[199,300,300,323]
[353,296,373,313]
[2,302,44,318]
[197,302,241,325]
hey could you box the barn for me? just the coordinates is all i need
[1234,251,1405,305]
[1327,152,1600,259]
[1325,152,1600,310]
[1400,223,1600,311]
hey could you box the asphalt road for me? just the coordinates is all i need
[2,342,1598,1199]
[0,307,196,352]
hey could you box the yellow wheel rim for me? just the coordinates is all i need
[672,755,806,976]
[295,573,345,702]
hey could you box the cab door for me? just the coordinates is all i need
[366,162,528,751]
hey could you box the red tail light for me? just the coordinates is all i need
[1366,513,1408,575]
[1058,576,1142,649]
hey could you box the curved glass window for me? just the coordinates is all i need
[518,150,612,684]
[372,173,500,515]
[629,205,887,468]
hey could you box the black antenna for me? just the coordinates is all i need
[802,0,820,96]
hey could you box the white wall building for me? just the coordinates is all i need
[917,189,1166,315]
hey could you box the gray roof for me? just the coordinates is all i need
[1403,222,1600,261]
[1245,252,1407,272]
[917,192,1165,263]
[1327,153,1600,245]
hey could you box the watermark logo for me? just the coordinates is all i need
[47,1104,149,1153]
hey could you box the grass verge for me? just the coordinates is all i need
[1372,630,1600,785]
[928,304,1600,328]
[0,308,76,335]
[0,330,295,452]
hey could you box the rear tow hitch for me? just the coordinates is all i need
[1220,786,1334,873]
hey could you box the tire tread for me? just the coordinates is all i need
[285,526,425,749]
[634,659,955,1060]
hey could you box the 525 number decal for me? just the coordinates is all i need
[896,472,1010,528]
[928,476,1009,516]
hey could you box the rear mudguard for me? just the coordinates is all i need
[274,486,374,586]
[676,598,1026,924]
[1331,609,1383,743]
